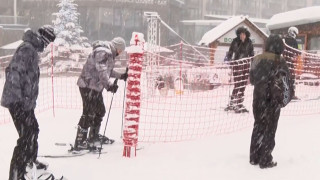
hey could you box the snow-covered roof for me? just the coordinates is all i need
[205,14,269,24]
[0,40,23,50]
[180,20,222,26]
[267,6,320,30]
[198,16,267,46]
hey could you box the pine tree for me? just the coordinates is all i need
[52,0,89,47]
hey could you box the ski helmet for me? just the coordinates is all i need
[288,26,299,38]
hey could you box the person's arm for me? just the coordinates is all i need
[226,40,235,61]
[18,45,35,110]
[249,57,258,85]
[293,39,298,49]
[95,48,114,89]
[248,40,254,57]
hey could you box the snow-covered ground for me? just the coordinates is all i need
[0,107,319,180]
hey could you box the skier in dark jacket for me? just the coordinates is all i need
[249,34,292,169]
[1,26,55,180]
[283,26,300,100]
[225,26,254,113]
[74,37,128,150]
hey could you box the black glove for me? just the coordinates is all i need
[107,79,118,93]
[157,81,165,89]
[120,67,129,81]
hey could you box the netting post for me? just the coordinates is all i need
[123,33,144,158]
[51,43,55,117]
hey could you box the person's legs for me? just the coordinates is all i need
[250,104,266,164]
[259,106,281,168]
[8,105,39,180]
[88,91,106,144]
[74,87,91,150]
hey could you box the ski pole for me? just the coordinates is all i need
[120,67,128,138]
[98,79,118,158]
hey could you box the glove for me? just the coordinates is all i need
[120,67,128,81]
[157,81,165,89]
[107,79,118,93]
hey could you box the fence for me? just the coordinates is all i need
[0,42,319,145]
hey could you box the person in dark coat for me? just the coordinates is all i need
[249,34,293,169]
[225,26,254,113]
[283,26,300,100]
[74,37,128,150]
[1,26,55,180]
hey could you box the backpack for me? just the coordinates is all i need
[271,61,294,108]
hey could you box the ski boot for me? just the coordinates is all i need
[234,104,249,113]
[224,103,235,111]
[35,160,49,170]
[259,161,277,169]
[88,125,115,146]
[73,126,88,151]
[98,134,115,144]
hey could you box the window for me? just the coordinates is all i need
[114,9,122,26]
[309,35,320,50]
[101,8,113,25]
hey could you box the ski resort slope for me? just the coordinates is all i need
[0,108,319,180]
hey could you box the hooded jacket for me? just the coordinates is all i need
[1,30,44,110]
[77,41,121,92]
[226,27,254,61]
[250,35,292,108]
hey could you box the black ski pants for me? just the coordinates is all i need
[8,103,39,180]
[78,87,106,129]
[250,102,281,166]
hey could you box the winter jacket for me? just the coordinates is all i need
[284,36,298,49]
[226,28,254,61]
[1,30,44,110]
[250,52,292,108]
[77,41,121,92]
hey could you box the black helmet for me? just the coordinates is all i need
[38,25,56,46]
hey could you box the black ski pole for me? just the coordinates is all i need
[120,67,128,138]
[98,79,118,158]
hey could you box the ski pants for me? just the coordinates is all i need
[250,102,281,166]
[8,103,39,180]
[230,59,250,105]
[78,87,106,130]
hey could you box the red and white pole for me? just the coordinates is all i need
[123,34,144,157]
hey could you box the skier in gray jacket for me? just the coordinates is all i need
[74,37,128,150]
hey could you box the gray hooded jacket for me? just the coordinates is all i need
[77,41,121,92]
[1,30,44,110]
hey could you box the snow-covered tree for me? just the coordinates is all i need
[52,0,89,47]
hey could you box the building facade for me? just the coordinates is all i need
[1,0,320,47]
[203,0,320,19]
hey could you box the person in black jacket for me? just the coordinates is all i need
[225,26,254,113]
[1,26,55,180]
[283,26,300,100]
[249,34,292,169]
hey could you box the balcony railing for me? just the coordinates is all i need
[0,16,29,26]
